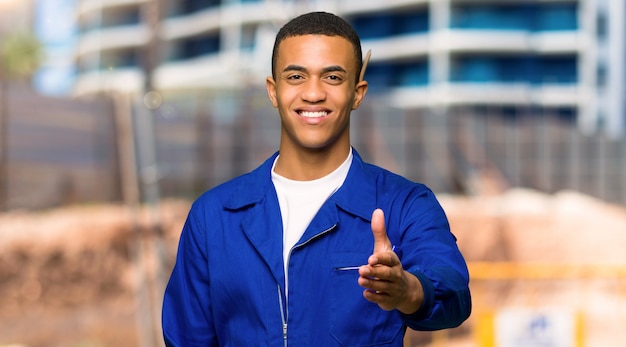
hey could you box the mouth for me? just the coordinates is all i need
[297,110,329,118]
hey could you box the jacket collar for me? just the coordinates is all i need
[333,150,377,222]
[223,151,279,210]
[224,148,377,223]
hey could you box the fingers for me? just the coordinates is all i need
[367,252,399,268]
[358,264,411,312]
[359,261,395,280]
[358,272,401,311]
[371,208,392,254]
[360,208,405,310]
[362,289,396,311]
[369,209,399,267]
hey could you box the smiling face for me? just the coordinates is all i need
[266,34,368,162]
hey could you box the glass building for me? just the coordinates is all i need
[72,0,625,136]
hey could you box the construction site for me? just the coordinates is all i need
[0,87,625,346]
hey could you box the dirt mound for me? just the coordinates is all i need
[1,190,625,346]
[439,188,626,264]
[0,200,190,347]
[438,189,626,346]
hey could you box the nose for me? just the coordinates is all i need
[301,79,326,103]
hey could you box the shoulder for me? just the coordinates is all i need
[339,151,441,220]
[358,159,432,197]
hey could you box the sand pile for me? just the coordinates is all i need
[439,188,626,264]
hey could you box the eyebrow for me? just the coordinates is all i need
[282,65,347,74]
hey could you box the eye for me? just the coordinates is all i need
[285,73,306,84]
[324,74,344,85]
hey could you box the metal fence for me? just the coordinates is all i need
[151,89,626,206]
[1,85,119,210]
[2,86,626,210]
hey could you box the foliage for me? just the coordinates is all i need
[0,31,44,80]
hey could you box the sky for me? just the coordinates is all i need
[33,0,77,96]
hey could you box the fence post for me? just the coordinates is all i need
[568,122,581,193]
[538,111,552,193]
[596,133,607,200]
[505,111,520,187]
[0,78,9,211]
[113,92,156,347]
[622,136,626,206]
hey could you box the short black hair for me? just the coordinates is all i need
[271,11,363,83]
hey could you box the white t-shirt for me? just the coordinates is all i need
[271,149,353,275]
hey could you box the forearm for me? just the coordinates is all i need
[400,267,471,331]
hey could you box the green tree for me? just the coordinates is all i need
[0,31,44,211]
[0,32,44,80]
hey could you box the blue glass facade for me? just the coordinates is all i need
[69,0,626,137]
[451,4,533,31]
[451,55,577,84]
[534,3,578,31]
[174,0,222,15]
[350,11,429,39]
[177,34,221,60]
[451,2,578,31]
[366,60,429,90]
[350,10,429,90]
[349,3,578,89]
[74,1,589,108]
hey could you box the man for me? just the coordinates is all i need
[162,11,471,346]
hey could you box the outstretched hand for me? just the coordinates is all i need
[358,209,424,314]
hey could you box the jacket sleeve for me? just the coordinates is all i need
[395,188,471,330]
[162,204,218,346]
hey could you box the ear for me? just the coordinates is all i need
[352,80,368,110]
[266,76,279,108]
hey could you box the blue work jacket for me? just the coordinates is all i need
[162,149,471,346]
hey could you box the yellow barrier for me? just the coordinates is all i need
[403,262,626,346]
[467,262,626,347]
[468,261,626,280]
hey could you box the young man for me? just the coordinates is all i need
[162,11,471,346]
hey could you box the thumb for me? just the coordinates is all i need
[371,208,392,253]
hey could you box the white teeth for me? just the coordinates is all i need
[300,111,328,118]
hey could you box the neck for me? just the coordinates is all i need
[274,145,351,181]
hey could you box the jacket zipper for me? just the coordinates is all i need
[277,284,287,347]
[278,223,337,346]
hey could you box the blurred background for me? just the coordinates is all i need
[0,0,625,346]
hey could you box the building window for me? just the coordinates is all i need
[101,6,141,28]
[596,12,607,40]
[450,55,522,82]
[394,60,429,87]
[179,0,221,15]
[538,55,577,84]
[169,34,221,61]
[100,49,139,70]
[364,59,428,90]
[451,4,531,30]
[533,3,578,31]
[596,64,607,89]
[451,2,577,31]
[240,24,256,51]
[350,10,429,40]
[450,54,577,84]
